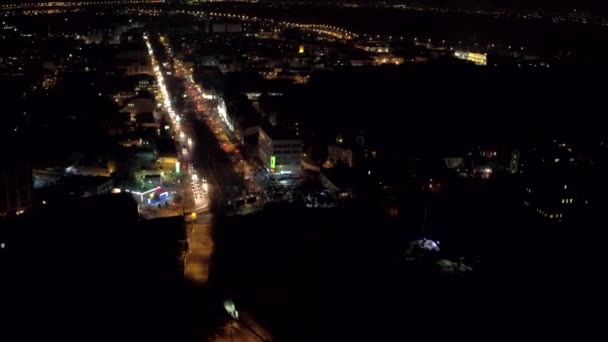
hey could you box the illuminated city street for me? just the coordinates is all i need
[145,33,213,284]
[4,2,607,342]
[145,32,270,341]
[157,33,265,215]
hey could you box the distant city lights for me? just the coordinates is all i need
[454,51,487,66]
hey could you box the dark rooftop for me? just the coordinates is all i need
[155,138,178,157]
[136,112,156,124]
[261,122,299,141]
[63,175,112,188]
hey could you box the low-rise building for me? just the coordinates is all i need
[326,145,354,168]
[259,124,302,177]
[124,91,156,121]
[136,112,158,129]
[116,44,152,76]
[155,139,179,173]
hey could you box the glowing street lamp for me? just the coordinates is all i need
[223,299,239,320]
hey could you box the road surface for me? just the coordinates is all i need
[147,32,272,342]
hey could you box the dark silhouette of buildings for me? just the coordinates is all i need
[0,160,33,216]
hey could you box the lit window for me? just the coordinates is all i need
[564,184,568,189]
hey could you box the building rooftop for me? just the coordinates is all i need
[63,175,112,188]
[136,112,156,124]
[261,122,299,141]
[155,138,178,158]
[132,90,154,99]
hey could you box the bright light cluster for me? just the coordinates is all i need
[147,33,210,211]
[144,34,179,127]
[148,9,358,41]
[216,98,234,132]
[454,50,487,66]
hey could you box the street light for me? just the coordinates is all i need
[224,299,239,320]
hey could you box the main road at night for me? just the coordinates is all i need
[157,34,248,209]
[145,33,213,284]
[146,32,270,342]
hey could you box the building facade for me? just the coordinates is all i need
[259,126,302,177]
[522,142,582,223]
